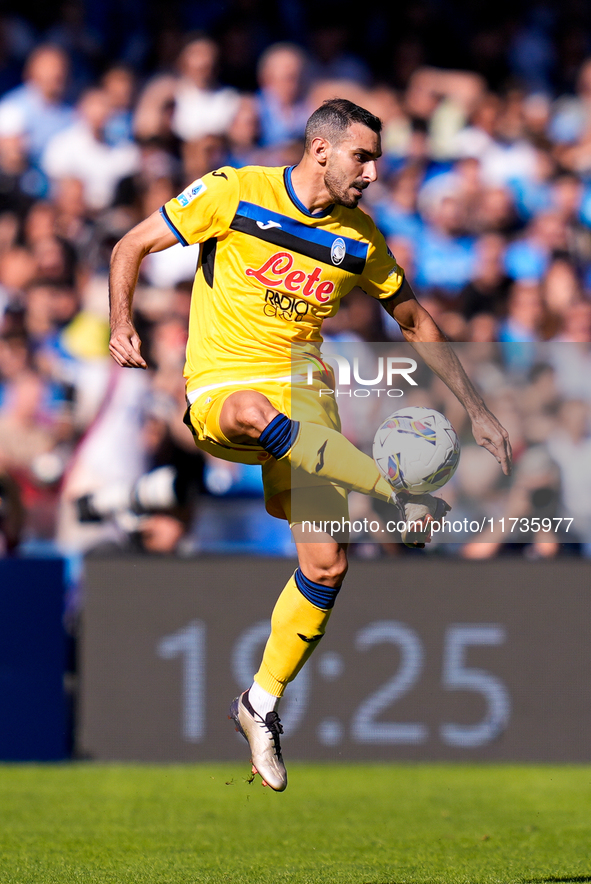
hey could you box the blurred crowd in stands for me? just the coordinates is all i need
[0,0,591,559]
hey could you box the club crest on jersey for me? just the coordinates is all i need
[245,251,335,302]
[176,179,207,207]
[331,237,346,266]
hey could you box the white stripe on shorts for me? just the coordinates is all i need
[186,374,295,406]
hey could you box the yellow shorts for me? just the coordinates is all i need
[185,376,349,522]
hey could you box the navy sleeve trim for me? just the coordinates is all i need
[159,205,189,247]
[378,274,407,307]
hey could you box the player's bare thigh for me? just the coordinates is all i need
[219,390,280,443]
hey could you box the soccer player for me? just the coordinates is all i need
[109,98,512,792]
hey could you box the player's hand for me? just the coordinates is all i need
[109,320,147,369]
[396,491,451,549]
[471,409,512,476]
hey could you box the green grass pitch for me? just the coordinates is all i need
[1,763,591,883]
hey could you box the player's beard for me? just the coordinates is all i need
[324,165,367,208]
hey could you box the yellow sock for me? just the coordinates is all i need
[255,572,335,696]
[287,421,393,502]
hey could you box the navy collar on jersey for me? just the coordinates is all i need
[284,165,334,218]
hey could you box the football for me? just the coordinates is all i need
[372,406,460,494]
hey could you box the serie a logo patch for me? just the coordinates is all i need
[176,179,207,207]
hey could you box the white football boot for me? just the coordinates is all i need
[229,691,287,792]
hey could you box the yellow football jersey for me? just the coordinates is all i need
[160,164,405,396]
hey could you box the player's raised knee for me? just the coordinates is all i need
[235,403,271,434]
[224,392,279,439]
[303,556,348,587]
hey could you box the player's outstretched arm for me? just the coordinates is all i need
[109,210,178,369]
[384,279,513,476]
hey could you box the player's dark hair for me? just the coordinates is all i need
[304,98,382,150]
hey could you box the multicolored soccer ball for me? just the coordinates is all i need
[372,406,460,494]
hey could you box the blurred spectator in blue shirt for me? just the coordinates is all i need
[101,65,136,147]
[224,95,263,168]
[551,57,591,146]
[507,146,555,223]
[374,166,423,243]
[499,279,546,343]
[505,210,569,281]
[0,45,74,165]
[256,43,309,149]
[414,187,476,299]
